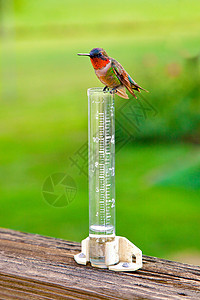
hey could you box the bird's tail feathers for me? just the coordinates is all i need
[132,83,149,93]
[123,83,137,99]
[116,86,129,99]
[129,76,149,93]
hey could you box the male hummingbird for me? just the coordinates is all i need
[78,48,148,99]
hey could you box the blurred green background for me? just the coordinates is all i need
[0,0,200,263]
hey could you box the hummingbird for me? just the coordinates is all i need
[78,48,148,99]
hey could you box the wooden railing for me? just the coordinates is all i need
[0,228,199,299]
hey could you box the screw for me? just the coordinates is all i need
[122,262,130,268]
[79,253,86,258]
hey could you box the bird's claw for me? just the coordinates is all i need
[103,86,109,93]
[110,88,117,95]
[103,87,117,95]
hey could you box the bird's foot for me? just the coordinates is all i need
[110,88,118,95]
[103,86,109,93]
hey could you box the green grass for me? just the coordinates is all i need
[0,0,200,259]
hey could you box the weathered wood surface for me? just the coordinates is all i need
[0,228,199,300]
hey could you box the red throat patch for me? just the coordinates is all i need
[90,57,110,70]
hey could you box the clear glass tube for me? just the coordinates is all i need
[88,88,115,267]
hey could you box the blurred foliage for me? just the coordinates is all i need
[133,65,200,142]
[0,0,200,260]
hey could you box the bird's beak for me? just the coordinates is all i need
[77,53,90,56]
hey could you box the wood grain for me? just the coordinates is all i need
[0,228,199,299]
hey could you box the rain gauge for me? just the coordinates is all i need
[74,88,142,271]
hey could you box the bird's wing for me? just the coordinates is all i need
[111,59,137,98]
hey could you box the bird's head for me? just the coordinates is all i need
[78,48,110,69]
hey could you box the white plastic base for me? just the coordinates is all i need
[74,236,142,272]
